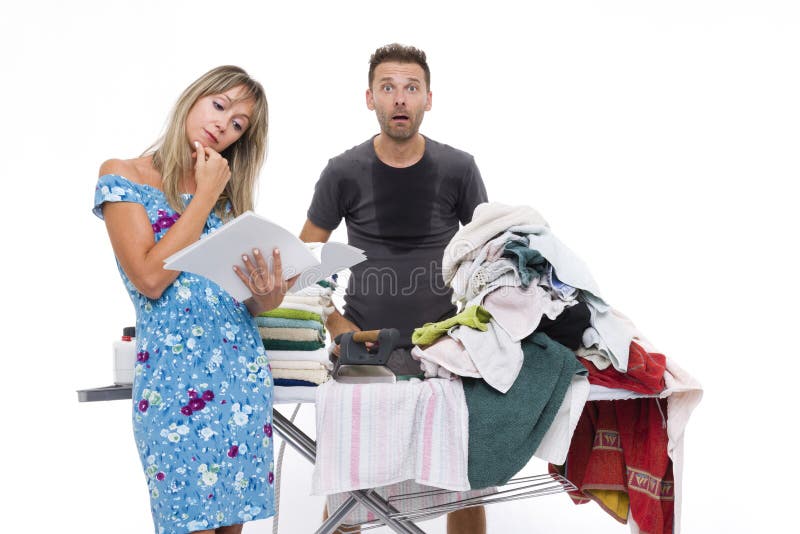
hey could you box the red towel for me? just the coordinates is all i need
[553,399,674,534]
[580,341,666,395]
[618,398,674,534]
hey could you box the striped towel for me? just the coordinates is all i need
[258,326,325,342]
[255,316,324,331]
[312,378,470,495]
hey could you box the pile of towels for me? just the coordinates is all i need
[421,202,646,387]
[408,202,701,533]
[259,280,336,387]
[306,203,702,533]
[411,202,672,406]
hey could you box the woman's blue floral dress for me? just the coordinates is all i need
[94,175,275,534]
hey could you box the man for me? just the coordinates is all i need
[300,43,488,534]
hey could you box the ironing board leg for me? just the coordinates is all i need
[273,409,317,462]
[349,490,428,534]
[272,409,427,534]
[314,496,360,534]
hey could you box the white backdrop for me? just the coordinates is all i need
[2,1,798,532]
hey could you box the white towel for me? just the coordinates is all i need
[274,385,318,404]
[269,360,331,371]
[411,337,481,379]
[661,357,703,534]
[442,202,549,283]
[588,305,640,373]
[281,295,332,307]
[575,342,613,370]
[451,319,523,394]
[265,348,330,365]
[482,284,569,342]
[312,378,470,495]
[534,374,590,464]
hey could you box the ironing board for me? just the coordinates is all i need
[77,383,580,534]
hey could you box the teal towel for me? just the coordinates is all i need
[464,332,584,489]
[255,316,324,331]
[502,240,548,287]
[262,338,325,351]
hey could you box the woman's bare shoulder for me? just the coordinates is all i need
[98,156,159,187]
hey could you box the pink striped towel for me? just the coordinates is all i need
[311,378,470,495]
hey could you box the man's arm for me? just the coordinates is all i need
[299,218,361,349]
[299,218,333,243]
[457,156,489,224]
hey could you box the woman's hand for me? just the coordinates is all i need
[236,248,298,316]
[193,141,231,199]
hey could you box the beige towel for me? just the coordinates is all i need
[259,326,324,342]
[272,368,330,384]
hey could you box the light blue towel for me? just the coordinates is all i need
[508,224,635,372]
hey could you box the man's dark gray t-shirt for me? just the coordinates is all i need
[307,136,488,346]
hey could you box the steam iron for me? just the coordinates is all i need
[332,328,400,384]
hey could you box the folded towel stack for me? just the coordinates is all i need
[259,280,336,386]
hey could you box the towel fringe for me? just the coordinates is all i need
[655,398,667,429]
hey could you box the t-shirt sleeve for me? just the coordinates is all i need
[306,161,345,231]
[92,174,145,220]
[456,157,489,224]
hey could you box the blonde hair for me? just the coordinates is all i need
[149,65,268,219]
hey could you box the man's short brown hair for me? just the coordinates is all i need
[368,43,431,90]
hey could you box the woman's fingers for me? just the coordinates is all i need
[194,142,206,168]
[232,264,251,289]
[252,248,267,271]
[242,252,273,295]
[193,143,230,197]
[271,249,286,290]
[236,249,296,311]
[253,249,275,295]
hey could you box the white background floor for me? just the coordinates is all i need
[3,1,798,532]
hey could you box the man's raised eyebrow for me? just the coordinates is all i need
[377,76,423,85]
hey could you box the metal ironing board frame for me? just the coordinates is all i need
[78,384,576,534]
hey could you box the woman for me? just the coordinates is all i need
[93,66,290,534]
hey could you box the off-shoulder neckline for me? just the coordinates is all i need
[99,173,193,197]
